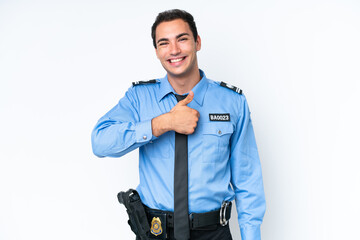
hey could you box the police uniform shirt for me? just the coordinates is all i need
[91,70,266,240]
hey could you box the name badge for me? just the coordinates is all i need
[209,113,230,122]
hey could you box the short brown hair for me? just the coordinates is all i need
[151,9,198,48]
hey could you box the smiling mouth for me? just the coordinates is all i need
[168,57,186,63]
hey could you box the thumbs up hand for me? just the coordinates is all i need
[151,91,200,137]
[169,91,200,135]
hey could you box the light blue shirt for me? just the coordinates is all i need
[91,70,266,240]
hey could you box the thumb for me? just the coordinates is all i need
[178,90,194,106]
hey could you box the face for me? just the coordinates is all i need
[155,19,201,79]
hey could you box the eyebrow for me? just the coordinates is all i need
[156,33,190,44]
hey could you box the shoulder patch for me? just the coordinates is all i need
[132,79,157,86]
[220,81,242,94]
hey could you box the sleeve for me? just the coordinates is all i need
[91,87,155,158]
[229,95,266,240]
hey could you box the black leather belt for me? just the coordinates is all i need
[144,201,232,230]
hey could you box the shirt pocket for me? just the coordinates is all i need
[201,122,234,163]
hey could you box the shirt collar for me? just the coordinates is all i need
[157,75,176,102]
[157,69,209,106]
[191,69,208,106]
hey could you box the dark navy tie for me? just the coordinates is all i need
[173,94,190,240]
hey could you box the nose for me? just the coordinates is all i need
[169,41,181,55]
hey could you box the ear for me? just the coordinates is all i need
[196,35,201,51]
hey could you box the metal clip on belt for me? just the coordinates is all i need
[220,201,231,226]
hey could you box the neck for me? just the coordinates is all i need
[167,67,201,95]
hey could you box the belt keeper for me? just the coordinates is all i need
[189,213,200,229]
[189,213,194,228]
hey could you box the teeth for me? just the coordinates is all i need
[170,57,184,63]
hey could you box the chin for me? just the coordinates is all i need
[168,70,189,78]
[167,66,191,77]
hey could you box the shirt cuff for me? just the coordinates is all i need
[240,225,261,240]
[135,120,155,143]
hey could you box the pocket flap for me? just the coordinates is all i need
[202,122,233,136]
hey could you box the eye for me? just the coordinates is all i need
[158,42,168,46]
[179,38,188,42]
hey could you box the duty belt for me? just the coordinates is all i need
[144,201,232,230]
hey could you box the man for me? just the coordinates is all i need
[92,9,266,240]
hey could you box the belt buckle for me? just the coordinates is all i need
[220,201,230,226]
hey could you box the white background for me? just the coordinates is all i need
[1,0,360,239]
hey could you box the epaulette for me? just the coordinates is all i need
[220,81,242,94]
[132,79,157,86]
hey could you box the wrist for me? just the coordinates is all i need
[152,113,172,137]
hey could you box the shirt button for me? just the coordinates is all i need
[218,130,222,135]
[143,136,147,140]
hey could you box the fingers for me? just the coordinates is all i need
[177,90,194,106]
[192,109,200,120]
[182,109,200,135]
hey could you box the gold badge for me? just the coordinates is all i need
[150,217,163,236]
